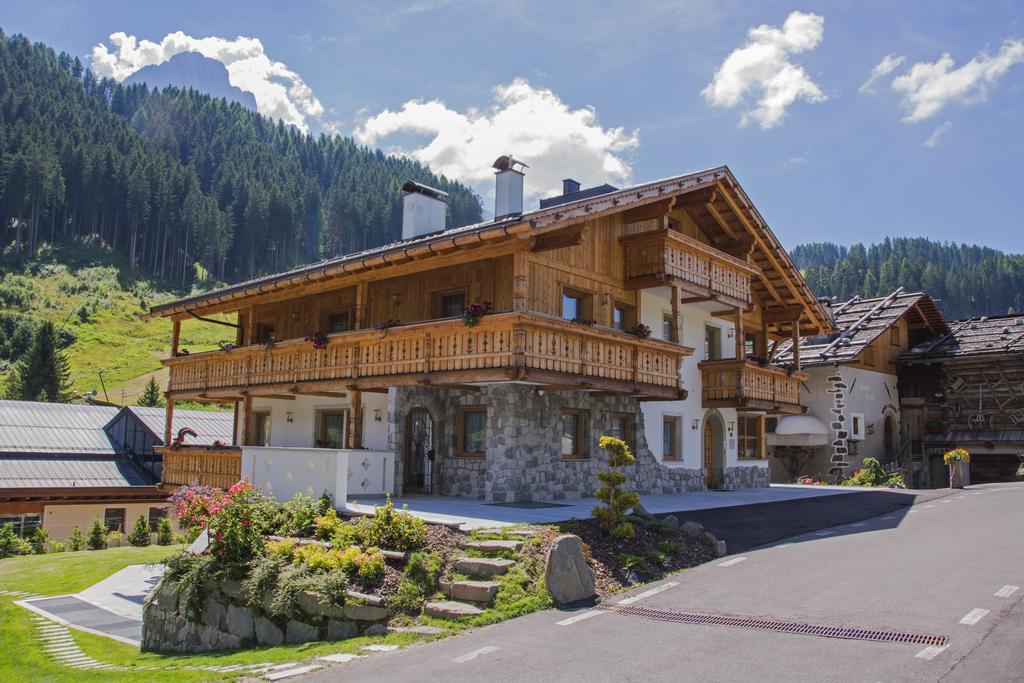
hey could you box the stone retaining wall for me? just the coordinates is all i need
[142,577,387,653]
[722,464,770,490]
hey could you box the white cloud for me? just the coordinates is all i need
[924,121,953,148]
[354,78,639,205]
[90,31,325,132]
[891,39,1024,122]
[859,54,905,94]
[701,11,827,129]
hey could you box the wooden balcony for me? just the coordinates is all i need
[698,359,806,414]
[165,312,693,400]
[158,445,242,490]
[620,229,759,307]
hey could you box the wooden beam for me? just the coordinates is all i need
[241,394,253,446]
[761,305,805,323]
[622,198,673,223]
[249,393,296,401]
[347,390,363,449]
[171,319,181,357]
[670,187,718,208]
[734,307,745,360]
[532,227,582,253]
[513,249,528,312]
[354,281,368,330]
[291,389,348,398]
[792,319,801,370]
[703,199,740,241]
[163,397,175,446]
[671,285,680,345]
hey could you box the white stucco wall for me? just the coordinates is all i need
[241,446,394,503]
[43,502,172,541]
[769,364,899,480]
[246,392,390,450]
[636,288,747,473]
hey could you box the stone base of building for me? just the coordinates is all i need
[391,384,706,502]
[721,465,770,490]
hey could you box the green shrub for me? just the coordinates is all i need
[329,522,362,549]
[492,561,552,618]
[87,518,107,550]
[390,578,427,614]
[657,540,683,556]
[243,555,283,608]
[49,541,67,553]
[405,551,443,592]
[616,553,652,573]
[164,552,217,621]
[268,565,316,618]
[156,517,173,545]
[842,458,905,488]
[276,493,322,537]
[593,436,640,539]
[106,531,123,547]
[0,523,20,557]
[355,497,426,551]
[68,526,85,551]
[29,527,51,554]
[128,515,151,547]
[313,508,345,541]
[267,538,300,562]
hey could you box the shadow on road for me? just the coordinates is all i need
[657,487,955,554]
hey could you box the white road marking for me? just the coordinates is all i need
[970,492,983,496]
[940,500,951,504]
[556,610,602,626]
[908,509,917,514]
[718,557,747,567]
[814,530,836,537]
[265,664,322,681]
[558,581,679,625]
[924,504,935,508]
[318,653,363,663]
[880,516,896,520]
[452,645,499,663]
[361,644,398,652]
[849,522,866,527]
[995,585,1020,598]
[959,608,990,625]
[916,645,949,660]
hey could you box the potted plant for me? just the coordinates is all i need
[630,323,652,339]
[462,301,492,327]
[943,447,970,489]
[305,331,328,350]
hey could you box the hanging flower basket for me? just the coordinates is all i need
[462,301,492,327]
[943,447,970,489]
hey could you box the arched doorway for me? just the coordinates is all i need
[702,411,726,489]
[883,414,896,463]
[405,408,434,493]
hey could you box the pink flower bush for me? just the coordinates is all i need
[207,480,267,565]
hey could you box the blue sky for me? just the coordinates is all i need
[3,1,1024,251]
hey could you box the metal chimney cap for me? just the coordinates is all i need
[401,180,449,201]
[493,155,528,173]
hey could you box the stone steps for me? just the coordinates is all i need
[424,600,484,619]
[454,556,515,578]
[449,580,500,604]
[460,539,523,555]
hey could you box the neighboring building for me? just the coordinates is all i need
[900,314,1024,487]
[0,400,232,540]
[146,162,831,502]
[767,290,948,482]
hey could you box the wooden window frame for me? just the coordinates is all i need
[458,406,488,458]
[432,287,469,320]
[249,410,271,447]
[322,309,354,334]
[890,326,902,347]
[662,313,677,343]
[609,412,636,452]
[737,414,765,460]
[612,302,636,331]
[561,409,589,459]
[704,324,722,360]
[561,286,594,323]
[662,415,681,461]
[315,409,348,449]
[254,322,275,345]
[863,345,876,367]
[148,507,167,532]
[104,507,126,533]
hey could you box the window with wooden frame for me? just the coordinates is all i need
[744,332,757,359]
[737,415,764,460]
[561,409,588,459]
[609,412,635,452]
[315,409,347,449]
[662,415,681,460]
[862,345,876,367]
[561,287,593,322]
[250,410,271,446]
[104,507,126,533]
[704,325,722,360]
[662,313,677,342]
[254,322,275,344]
[148,507,167,532]
[433,288,468,319]
[612,302,635,331]
[890,325,902,346]
[323,310,352,334]
[458,406,488,457]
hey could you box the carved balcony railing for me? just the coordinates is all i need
[164,312,693,400]
[698,359,806,414]
[158,445,242,490]
[620,229,759,307]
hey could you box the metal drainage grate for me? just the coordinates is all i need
[598,604,948,647]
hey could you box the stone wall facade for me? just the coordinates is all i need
[392,384,705,502]
[722,465,770,490]
[142,577,386,653]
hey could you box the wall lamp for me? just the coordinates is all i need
[691,419,700,431]
[286,411,294,423]
[373,409,383,423]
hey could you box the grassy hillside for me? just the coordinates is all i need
[0,243,233,405]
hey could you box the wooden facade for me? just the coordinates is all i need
[159,446,243,490]
[699,359,806,414]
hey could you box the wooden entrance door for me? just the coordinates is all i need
[704,420,716,489]
[405,408,434,493]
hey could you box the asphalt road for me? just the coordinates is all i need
[303,483,1024,682]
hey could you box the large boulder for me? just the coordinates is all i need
[225,604,255,641]
[285,619,320,644]
[544,534,596,605]
[254,616,284,646]
[343,603,388,622]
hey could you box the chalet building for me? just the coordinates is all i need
[145,161,831,503]
[900,314,1024,487]
[766,290,948,482]
[0,400,231,540]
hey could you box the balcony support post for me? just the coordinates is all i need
[513,249,528,312]
[791,320,801,370]
[355,281,368,329]
[164,398,175,447]
[348,390,363,449]
[734,307,745,360]
[670,285,680,344]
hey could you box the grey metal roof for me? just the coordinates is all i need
[0,456,153,488]
[902,314,1024,361]
[125,406,234,445]
[774,290,947,367]
[0,401,120,455]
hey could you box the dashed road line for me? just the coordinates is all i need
[849,522,865,528]
[814,530,836,537]
[959,608,989,626]
[318,653,363,664]
[994,585,1020,598]
[916,644,949,660]
[452,645,499,663]
[924,504,935,509]
[265,664,322,681]
[718,557,747,567]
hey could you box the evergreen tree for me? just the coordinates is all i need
[156,516,173,545]
[128,515,151,547]
[4,320,72,402]
[68,525,85,551]
[137,377,164,407]
[86,517,107,550]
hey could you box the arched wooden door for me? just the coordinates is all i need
[884,415,896,462]
[704,420,716,489]
[405,408,433,493]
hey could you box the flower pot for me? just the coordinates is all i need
[949,461,965,489]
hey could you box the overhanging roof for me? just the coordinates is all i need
[0,456,154,488]
[902,314,1024,362]
[0,400,120,455]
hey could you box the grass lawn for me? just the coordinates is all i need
[0,546,425,682]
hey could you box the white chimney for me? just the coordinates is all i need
[401,181,448,239]
[493,155,528,219]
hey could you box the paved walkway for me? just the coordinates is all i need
[344,484,860,529]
